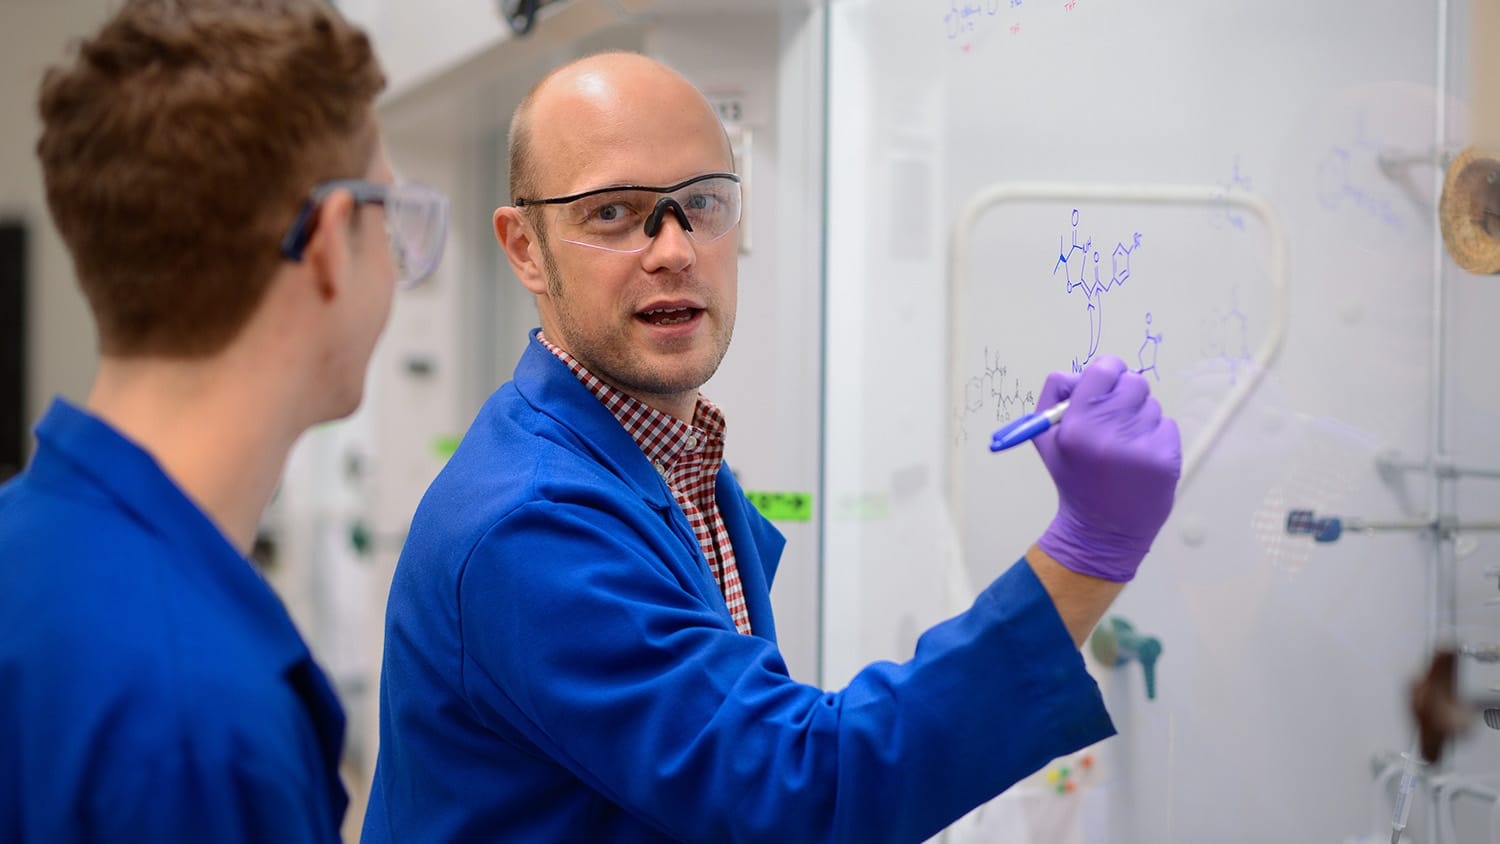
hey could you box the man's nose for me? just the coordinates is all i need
[641,200,696,272]
[644,198,694,239]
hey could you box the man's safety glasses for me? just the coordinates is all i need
[514,172,741,254]
[280,179,450,288]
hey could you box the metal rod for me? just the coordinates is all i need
[1460,643,1500,663]
[1376,148,1455,217]
[1342,519,1441,533]
[1377,453,1500,480]
[1342,519,1500,534]
[1429,0,1454,652]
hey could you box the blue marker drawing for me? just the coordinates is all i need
[945,0,1034,51]
[1316,112,1405,232]
[1053,209,1143,374]
[991,314,1160,454]
[1138,312,1163,381]
[1200,287,1251,385]
[1212,157,1253,232]
[944,0,1000,42]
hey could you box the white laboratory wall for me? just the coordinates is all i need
[341,0,654,100]
[334,0,506,98]
[0,0,115,440]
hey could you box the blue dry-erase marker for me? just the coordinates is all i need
[989,399,1070,452]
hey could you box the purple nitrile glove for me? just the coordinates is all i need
[1033,355,1182,582]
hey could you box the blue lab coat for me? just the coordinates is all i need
[0,400,347,843]
[363,331,1115,843]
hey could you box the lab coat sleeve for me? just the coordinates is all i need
[457,499,1114,844]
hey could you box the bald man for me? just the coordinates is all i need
[364,51,1181,843]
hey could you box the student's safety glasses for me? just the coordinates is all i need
[280,180,450,289]
[514,172,741,254]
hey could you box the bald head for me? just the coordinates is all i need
[508,52,733,205]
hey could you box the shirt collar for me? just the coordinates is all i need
[536,331,727,473]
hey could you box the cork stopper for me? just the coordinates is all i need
[1410,648,1471,764]
[1439,145,1500,274]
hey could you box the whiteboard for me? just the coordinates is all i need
[821,1,1477,841]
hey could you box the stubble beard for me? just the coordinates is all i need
[538,238,735,400]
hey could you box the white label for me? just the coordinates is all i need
[705,90,747,126]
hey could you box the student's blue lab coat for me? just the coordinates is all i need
[363,331,1115,844]
[0,400,347,843]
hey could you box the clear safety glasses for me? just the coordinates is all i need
[280,179,450,288]
[515,172,741,254]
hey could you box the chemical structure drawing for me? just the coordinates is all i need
[952,346,1037,445]
[1137,312,1163,381]
[1200,287,1252,385]
[942,0,1030,51]
[943,0,1000,42]
[1211,157,1253,232]
[1052,209,1143,374]
[1315,112,1406,233]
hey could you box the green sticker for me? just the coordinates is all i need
[431,434,462,459]
[745,490,814,522]
[833,492,890,521]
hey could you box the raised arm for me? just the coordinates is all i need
[1025,355,1182,645]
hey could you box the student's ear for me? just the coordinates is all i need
[302,189,358,301]
[494,206,549,296]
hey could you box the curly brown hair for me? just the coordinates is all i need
[36,0,387,356]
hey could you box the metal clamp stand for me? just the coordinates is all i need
[1284,509,1500,544]
[1284,450,1500,543]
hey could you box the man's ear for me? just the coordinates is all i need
[494,206,549,295]
[302,189,358,301]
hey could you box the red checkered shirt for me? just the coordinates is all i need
[539,333,752,635]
